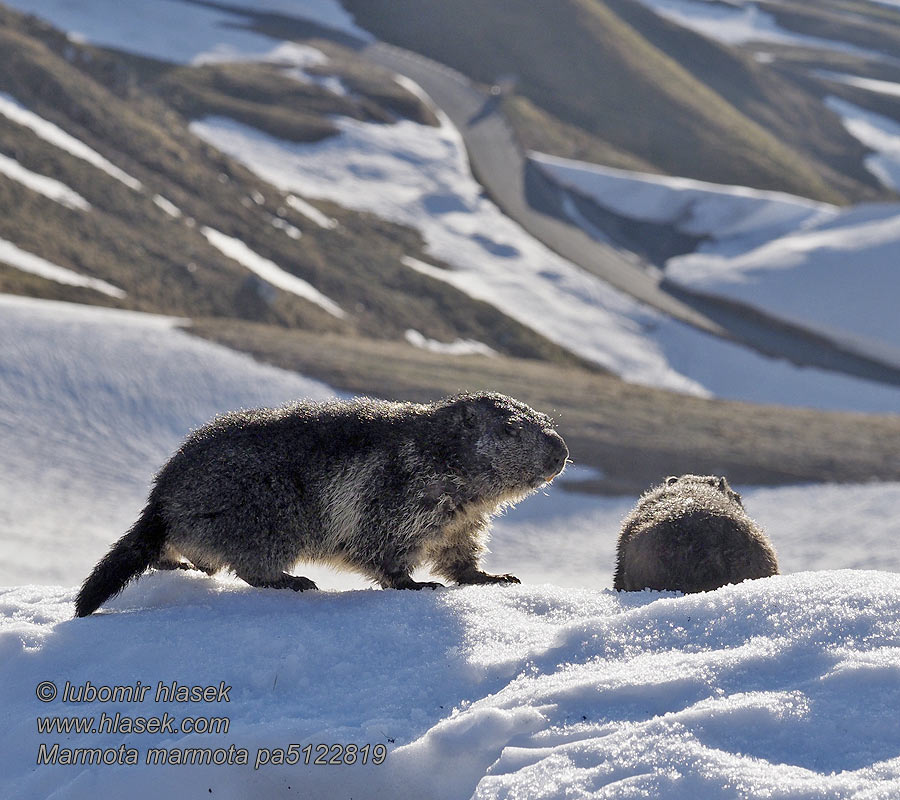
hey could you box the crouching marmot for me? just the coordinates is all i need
[614,474,778,593]
[75,392,569,616]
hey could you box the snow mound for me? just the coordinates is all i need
[3,571,899,799]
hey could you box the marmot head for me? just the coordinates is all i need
[663,474,743,507]
[433,392,569,505]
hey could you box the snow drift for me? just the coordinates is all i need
[3,571,899,799]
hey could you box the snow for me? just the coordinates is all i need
[0,92,142,191]
[531,152,835,256]
[404,329,498,357]
[0,238,124,297]
[285,194,338,229]
[533,151,900,371]
[817,71,900,100]
[631,0,897,61]
[200,226,345,318]
[667,203,900,365]
[0,294,336,587]
[3,572,899,799]
[189,115,900,413]
[2,0,370,66]
[152,194,182,218]
[825,96,900,192]
[0,152,91,210]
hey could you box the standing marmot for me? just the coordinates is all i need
[614,474,778,593]
[75,392,568,616]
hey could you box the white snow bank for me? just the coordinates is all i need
[200,226,345,317]
[0,238,124,297]
[531,151,835,256]
[286,193,338,229]
[189,115,900,413]
[3,572,899,799]
[0,152,91,210]
[2,0,370,66]
[667,201,900,365]
[404,328,498,357]
[0,92,142,190]
[0,294,337,587]
[825,96,900,191]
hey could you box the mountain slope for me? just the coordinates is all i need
[0,6,582,364]
[339,0,882,203]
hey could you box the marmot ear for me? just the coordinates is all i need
[666,476,679,486]
[717,476,729,492]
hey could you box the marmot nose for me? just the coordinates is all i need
[544,431,569,476]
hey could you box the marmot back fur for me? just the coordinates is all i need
[614,474,778,593]
[75,392,569,616]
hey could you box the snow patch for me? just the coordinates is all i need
[152,194,181,218]
[285,193,338,229]
[826,96,900,191]
[0,92,142,190]
[0,152,91,210]
[200,226,344,318]
[404,328,498,357]
[632,0,896,61]
[531,151,835,255]
[0,238,124,297]
[2,0,370,66]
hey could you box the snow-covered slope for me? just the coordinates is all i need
[1,0,370,64]
[190,115,900,412]
[3,571,899,799]
[0,294,336,587]
[534,153,900,370]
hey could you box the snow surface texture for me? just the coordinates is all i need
[3,573,899,799]
[2,0,370,65]
[534,152,900,370]
[0,294,335,587]
[190,115,900,412]
[0,92,142,190]
[200,226,345,317]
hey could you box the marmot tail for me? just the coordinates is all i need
[74,500,168,617]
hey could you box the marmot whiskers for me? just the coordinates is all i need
[75,392,568,616]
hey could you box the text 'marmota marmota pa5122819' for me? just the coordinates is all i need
[75,392,569,616]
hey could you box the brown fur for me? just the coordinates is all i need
[614,474,778,593]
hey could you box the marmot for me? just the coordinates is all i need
[613,474,778,593]
[75,392,569,616]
